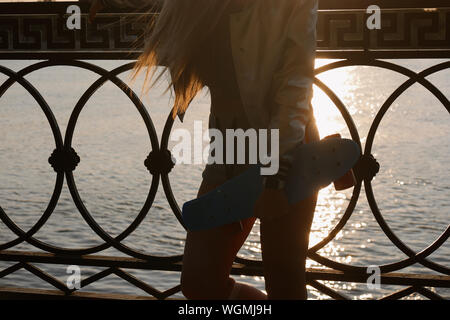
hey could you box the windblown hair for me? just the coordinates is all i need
[131,0,233,118]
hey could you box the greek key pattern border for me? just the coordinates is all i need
[0,8,449,59]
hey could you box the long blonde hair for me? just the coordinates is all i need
[131,0,233,118]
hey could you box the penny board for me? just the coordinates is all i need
[182,137,360,231]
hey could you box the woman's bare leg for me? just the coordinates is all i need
[260,192,317,299]
[181,179,267,300]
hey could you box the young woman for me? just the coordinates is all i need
[90,0,319,299]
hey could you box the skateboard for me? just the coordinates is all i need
[182,136,360,231]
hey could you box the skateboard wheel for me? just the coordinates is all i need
[324,133,341,140]
[324,133,357,191]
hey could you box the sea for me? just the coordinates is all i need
[0,58,448,299]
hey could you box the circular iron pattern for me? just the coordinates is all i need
[0,58,448,275]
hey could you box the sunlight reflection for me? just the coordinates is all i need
[305,60,359,267]
[312,59,358,139]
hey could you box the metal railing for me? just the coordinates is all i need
[0,0,449,299]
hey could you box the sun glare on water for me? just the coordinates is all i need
[307,60,358,260]
[312,59,358,139]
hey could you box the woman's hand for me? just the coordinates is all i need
[89,0,104,23]
[254,188,291,222]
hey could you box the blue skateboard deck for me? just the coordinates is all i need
[182,137,360,231]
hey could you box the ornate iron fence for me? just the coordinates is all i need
[0,0,449,299]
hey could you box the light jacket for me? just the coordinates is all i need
[103,0,318,162]
[229,0,318,162]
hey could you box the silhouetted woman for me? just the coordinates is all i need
[90,0,319,299]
